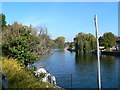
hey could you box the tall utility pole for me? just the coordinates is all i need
[94,15,101,90]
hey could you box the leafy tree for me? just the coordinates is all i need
[2,36,38,66]
[99,32,116,49]
[54,36,65,48]
[32,26,56,55]
[2,22,57,67]
[2,22,39,66]
[0,14,7,29]
[74,32,96,52]
[2,15,63,67]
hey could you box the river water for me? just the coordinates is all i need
[33,49,120,88]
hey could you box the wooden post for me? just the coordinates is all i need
[94,15,101,90]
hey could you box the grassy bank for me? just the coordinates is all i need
[2,58,54,88]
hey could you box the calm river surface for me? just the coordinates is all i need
[33,49,120,88]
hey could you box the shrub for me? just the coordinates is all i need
[2,58,54,88]
[2,26,39,67]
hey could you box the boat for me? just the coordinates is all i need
[101,49,120,56]
[67,48,76,52]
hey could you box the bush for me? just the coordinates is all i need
[2,58,54,88]
[2,24,39,67]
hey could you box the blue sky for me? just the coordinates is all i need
[2,2,118,42]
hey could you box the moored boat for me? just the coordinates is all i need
[101,50,120,56]
[67,48,76,52]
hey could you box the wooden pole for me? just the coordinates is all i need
[94,15,101,90]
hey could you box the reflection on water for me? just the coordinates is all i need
[100,55,118,88]
[74,53,98,88]
[75,53,97,66]
[33,49,119,88]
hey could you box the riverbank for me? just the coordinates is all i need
[39,49,54,59]
[1,58,56,88]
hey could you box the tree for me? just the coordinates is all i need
[99,32,116,49]
[2,23,56,63]
[2,22,39,67]
[74,32,96,52]
[1,14,61,67]
[0,14,7,29]
[54,36,65,48]
[32,26,56,55]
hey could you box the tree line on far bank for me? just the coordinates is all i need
[74,32,116,53]
[65,32,116,53]
[1,14,65,67]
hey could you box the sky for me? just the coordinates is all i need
[2,0,119,2]
[2,2,118,42]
